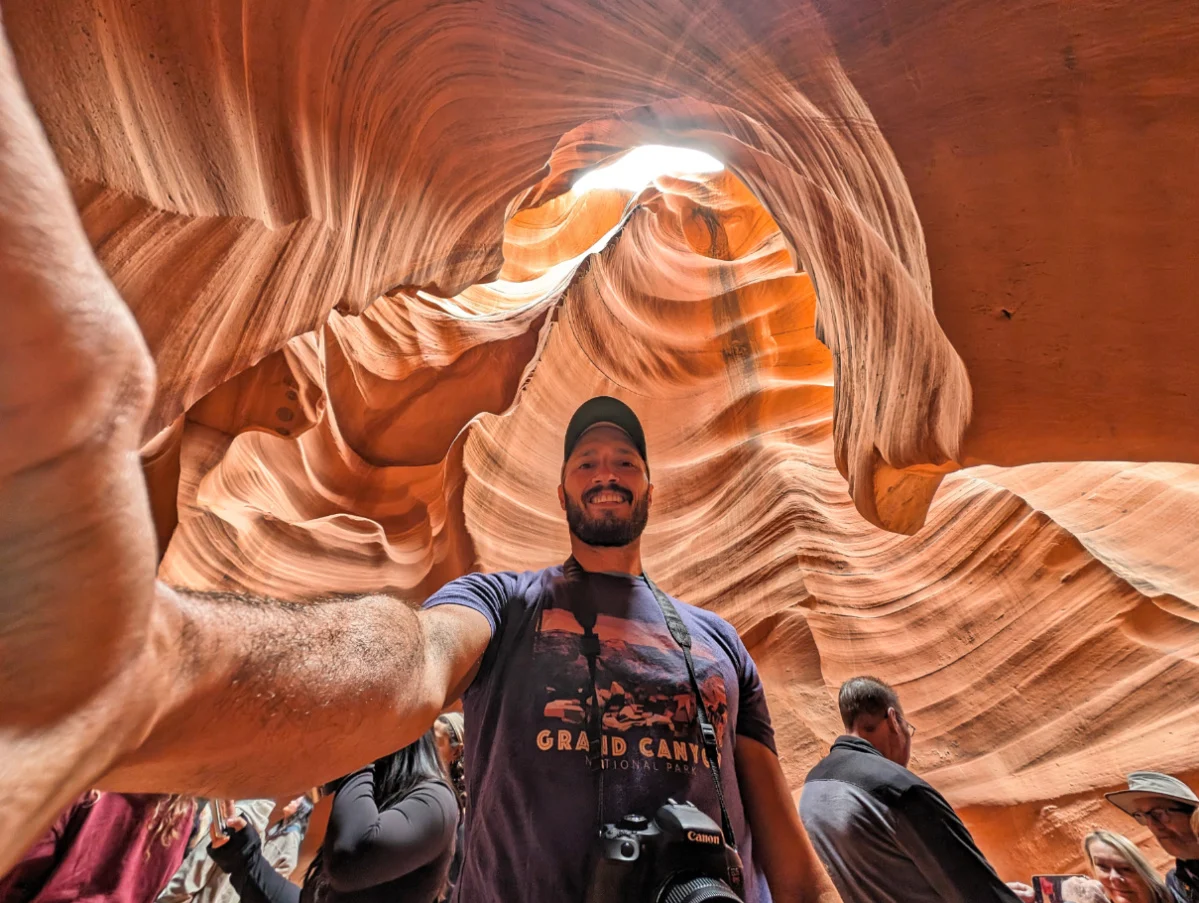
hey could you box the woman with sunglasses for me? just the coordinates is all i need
[433,713,466,903]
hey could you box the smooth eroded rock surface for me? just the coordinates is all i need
[6,0,1199,884]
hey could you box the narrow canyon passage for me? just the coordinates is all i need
[3,0,1199,891]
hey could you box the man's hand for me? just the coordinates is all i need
[735,736,827,901]
[0,16,163,876]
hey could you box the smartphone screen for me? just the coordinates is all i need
[1032,875,1079,903]
[208,800,229,835]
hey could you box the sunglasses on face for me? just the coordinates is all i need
[1132,805,1195,826]
[439,718,463,757]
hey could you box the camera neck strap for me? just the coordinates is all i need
[565,558,738,851]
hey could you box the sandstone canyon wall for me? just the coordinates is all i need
[5,0,1199,885]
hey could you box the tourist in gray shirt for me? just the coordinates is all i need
[799,676,1022,903]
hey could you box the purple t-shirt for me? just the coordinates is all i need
[423,564,776,903]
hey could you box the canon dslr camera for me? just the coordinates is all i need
[583,799,744,903]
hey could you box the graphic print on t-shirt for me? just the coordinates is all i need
[532,605,729,775]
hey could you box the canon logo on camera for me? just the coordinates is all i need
[685,830,721,845]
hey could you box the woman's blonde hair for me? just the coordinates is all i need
[1084,830,1170,903]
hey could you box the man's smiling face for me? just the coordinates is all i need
[558,424,652,548]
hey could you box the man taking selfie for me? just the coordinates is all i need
[0,22,816,893]
[119,397,818,902]
[416,396,818,901]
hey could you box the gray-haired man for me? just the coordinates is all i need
[1107,772,1199,903]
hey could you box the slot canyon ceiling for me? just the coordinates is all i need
[6,0,1199,883]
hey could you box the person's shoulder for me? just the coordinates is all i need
[400,781,460,830]
[426,565,559,606]
[404,779,458,808]
[799,764,870,817]
[670,596,746,654]
[800,748,902,830]
[450,565,559,592]
[865,751,928,793]
[891,771,958,822]
[655,593,763,680]
[807,740,926,798]
[665,591,729,630]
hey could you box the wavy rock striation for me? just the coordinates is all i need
[6,0,976,532]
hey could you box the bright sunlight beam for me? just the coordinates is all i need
[572,144,724,194]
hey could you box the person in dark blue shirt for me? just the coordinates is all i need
[63,395,821,903]
[413,396,817,902]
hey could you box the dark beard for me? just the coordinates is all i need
[564,487,650,548]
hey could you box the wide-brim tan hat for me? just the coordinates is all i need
[1105,771,1199,816]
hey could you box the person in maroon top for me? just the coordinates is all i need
[0,792,194,903]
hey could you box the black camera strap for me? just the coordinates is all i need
[577,607,606,828]
[643,574,738,852]
[565,558,608,831]
[566,558,738,851]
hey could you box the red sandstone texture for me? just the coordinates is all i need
[4,0,1199,885]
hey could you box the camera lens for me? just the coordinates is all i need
[660,876,742,903]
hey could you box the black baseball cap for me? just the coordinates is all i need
[563,396,648,473]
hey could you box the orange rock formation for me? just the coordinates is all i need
[4,0,1199,885]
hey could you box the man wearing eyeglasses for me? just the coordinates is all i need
[799,676,1022,902]
[1107,772,1199,902]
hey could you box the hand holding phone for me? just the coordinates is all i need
[1007,881,1035,903]
[1031,875,1083,903]
[208,800,246,848]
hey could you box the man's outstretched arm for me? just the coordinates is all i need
[103,590,491,798]
[0,11,487,874]
[0,8,163,875]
